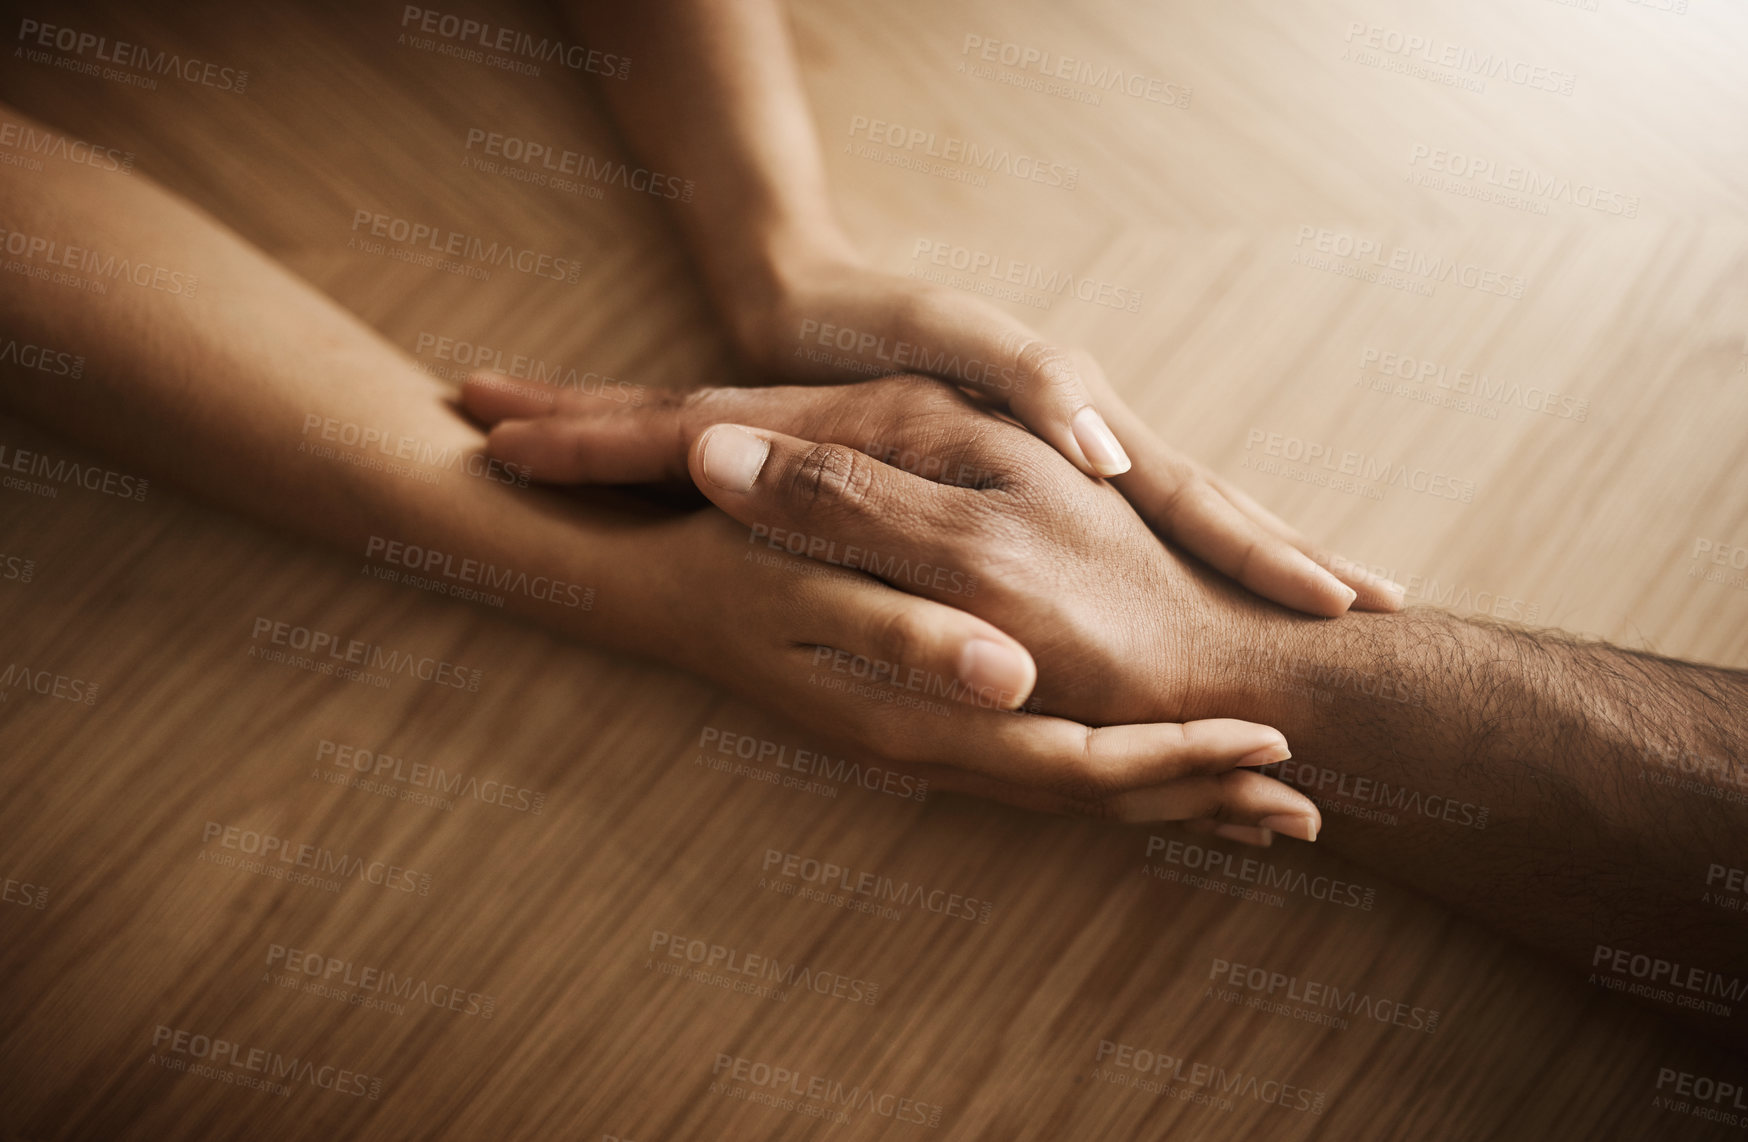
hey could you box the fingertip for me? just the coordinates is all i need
[1070,406,1131,477]
[1285,555,1359,618]
[696,424,770,494]
[1236,739,1291,768]
[1353,577,1407,612]
[957,636,1036,710]
[1258,813,1319,843]
[1212,823,1275,847]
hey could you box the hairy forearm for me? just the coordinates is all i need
[0,108,689,663]
[567,0,852,311]
[1224,608,1748,1039]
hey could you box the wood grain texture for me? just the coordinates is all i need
[1,0,1745,1139]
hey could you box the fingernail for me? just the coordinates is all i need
[1071,407,1131,477]
[1237,741,1291,768]
[1258,814,1319,843]
[957,639,1035,708]
[700,425,769,492]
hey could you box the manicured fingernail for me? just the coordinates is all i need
[1213,824,1274,847]
[957,639,1035,708]
[1071,407,1131,477]
[699,424,769,492]
[1258,814,1319,843]
[1237,741,1291,768]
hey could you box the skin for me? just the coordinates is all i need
[564,0,1407,618]
[0,102,1317,833]
[478,377,1748,1049]
[1,1,1740,1049]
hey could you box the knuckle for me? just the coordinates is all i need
[1206,770,1251,823]
[788,442,877,516]
[869,606,928,670]
[1013,339,1082,396]
[678,386,733,421]
[1047,733,1123,804]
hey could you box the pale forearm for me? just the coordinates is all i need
[0,108,686,663]
[567,0,852,318]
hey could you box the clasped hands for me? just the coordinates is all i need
[460,364,1397,845]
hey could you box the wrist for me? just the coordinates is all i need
[707,218,863,367]
[1198,604,1357,744]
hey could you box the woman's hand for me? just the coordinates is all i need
[721,253,1405,618]
[463,376,1301,731]
[462,374,1321,841]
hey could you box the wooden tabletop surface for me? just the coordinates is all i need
[2,0,1746,1138]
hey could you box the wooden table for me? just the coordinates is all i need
[3,0,1745,1138]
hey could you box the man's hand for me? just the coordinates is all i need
[726,254,1406,618]
[463,372,1321,840]
[465,376,1286,733]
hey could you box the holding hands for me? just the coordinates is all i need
[462,372,1322,842]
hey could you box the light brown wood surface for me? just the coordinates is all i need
[2,0,1746,1138]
